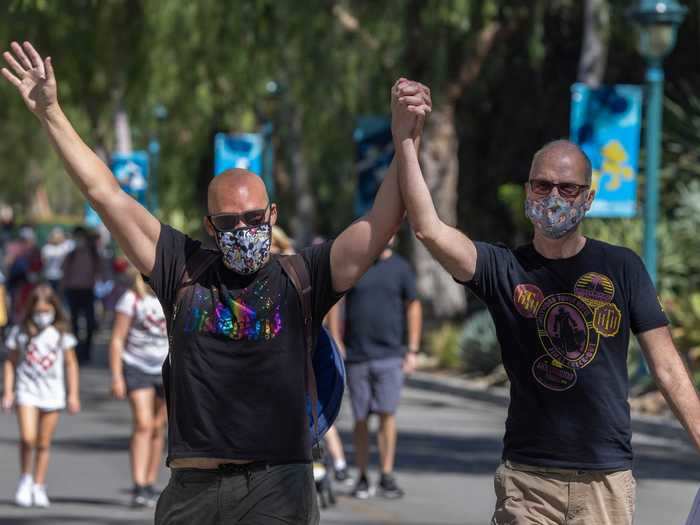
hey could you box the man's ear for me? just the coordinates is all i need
[585,189,596,211]
[203,216,215,237]
[269,203,278,226]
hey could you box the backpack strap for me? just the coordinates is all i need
[278,254,320,449]
[162,246,220,434]
[166,248,220,332]
[177,248,220,299]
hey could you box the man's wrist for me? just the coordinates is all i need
[407,346,419,354]
[40,103,64,125]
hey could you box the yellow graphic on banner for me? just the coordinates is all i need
[591,140,634,193]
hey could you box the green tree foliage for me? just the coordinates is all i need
[1,1,699,344]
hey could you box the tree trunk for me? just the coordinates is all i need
[288,106,315,247]
[578,0,610,86]
[410,105,466,319]
[114,100,133,154]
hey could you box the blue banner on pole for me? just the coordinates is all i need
[570,84,643,218]
[85,151,150,227]
[214,133,264,177]
[354,116,394,217]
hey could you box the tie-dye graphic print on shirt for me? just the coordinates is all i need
[183,277,283,341]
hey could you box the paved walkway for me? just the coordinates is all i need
[0,352,699,524]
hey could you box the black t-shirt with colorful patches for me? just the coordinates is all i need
[463,238,668,470]
[147,224,342,465]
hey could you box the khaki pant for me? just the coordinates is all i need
[492,461,636,525]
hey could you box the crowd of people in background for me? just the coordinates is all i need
[0,208,171,509]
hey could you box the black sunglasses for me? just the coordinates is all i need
[207,204,270,231]
[528,179,589,199]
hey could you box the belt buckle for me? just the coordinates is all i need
[217,463,246,474]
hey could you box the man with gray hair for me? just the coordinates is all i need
[392,76,700,525]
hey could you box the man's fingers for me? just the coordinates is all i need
[2,51,26,78]
[22,41,45,77]
[11,41,32,70]
[1,67,22,88]
[44,56,54,82]
[399,84,423,96]
[398,95,425,106]
[407,104,431,116]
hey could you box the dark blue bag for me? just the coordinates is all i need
[308,326,346,441]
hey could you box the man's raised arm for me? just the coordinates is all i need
[2,41,159,276]
[393,81,477,283]
[330,80,431,293]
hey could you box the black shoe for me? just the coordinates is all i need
[351,474,372,499]
[378,473,404,499]
[334,467,351,484]
[145,485,160,506]
[131,485,151,508]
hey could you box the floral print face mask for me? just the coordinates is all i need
[525,194,590,239]
[215,224,272,275]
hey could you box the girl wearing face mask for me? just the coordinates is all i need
[1,283,81,508]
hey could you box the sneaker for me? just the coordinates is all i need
[334,466,352,484]
[14,474,33,507]
[131,485,150,508]
[32,484,50,508]
[351,474,372,499]
[378,473,404,499]
[145,485,160,506]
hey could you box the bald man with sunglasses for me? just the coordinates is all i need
[392,77,700,525]
[2,42,431,524]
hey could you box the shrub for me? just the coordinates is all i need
[459,309,502,374]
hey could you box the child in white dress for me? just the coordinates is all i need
[1,283,80,507]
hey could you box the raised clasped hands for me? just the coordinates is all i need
[2,41,58,118]
[391,77,432,143]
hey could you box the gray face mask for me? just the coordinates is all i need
[525,194,590,239]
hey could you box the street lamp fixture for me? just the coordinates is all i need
[626,0,687,285]
[628,0,687,61]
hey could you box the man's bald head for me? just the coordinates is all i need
[530,140,592,186]
[207,168,270,214]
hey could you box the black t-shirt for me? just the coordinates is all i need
[344,253,417,363]
[147,224,342,465]
[463,238,668,470]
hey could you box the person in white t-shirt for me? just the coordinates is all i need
[109,269,168,508]
[40,227,74,292]
[1,283,81,508]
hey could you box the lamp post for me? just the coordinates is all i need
[627,0,687,285]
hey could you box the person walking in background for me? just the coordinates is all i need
[322,300,352,485]
[41,227,73,293]
[330,235,422,499]
[271,225,296,255]
[61,226,101,364]
[1,283,80,508]
[109,268,168,508]
[5,226,41,323]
